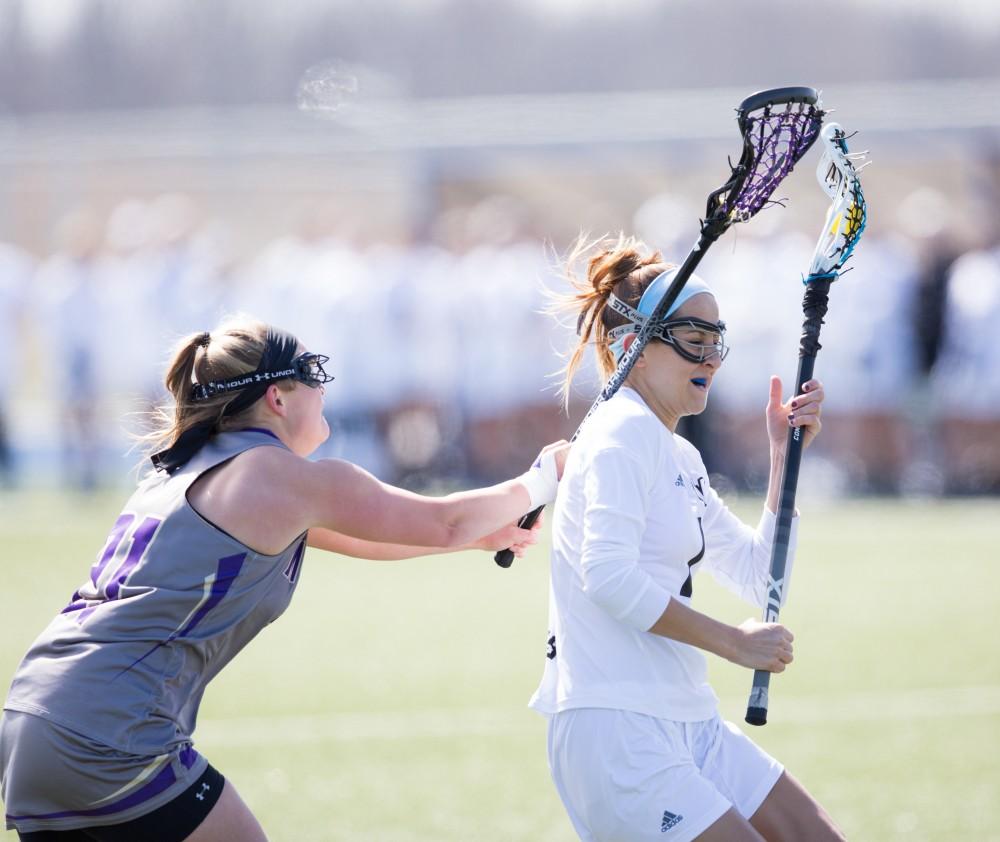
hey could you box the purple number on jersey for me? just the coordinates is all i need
[62,513,163,622]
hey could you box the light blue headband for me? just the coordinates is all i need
[608,268,715,361]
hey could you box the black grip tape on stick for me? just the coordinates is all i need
[494,506,543,568]
[745,278,830,726]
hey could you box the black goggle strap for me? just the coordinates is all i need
[189,328,298,405]
[150,420,216,474]
[191,366,298,402]
[190,353,333,402]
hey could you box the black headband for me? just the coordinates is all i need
[151,329,300,474]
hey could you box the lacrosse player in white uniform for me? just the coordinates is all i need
[530,237,845,841]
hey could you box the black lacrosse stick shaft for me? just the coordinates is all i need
[746,276,831,725]
[494,232,717,568]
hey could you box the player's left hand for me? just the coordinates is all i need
[766,375,824,453]
[471,513,544,558]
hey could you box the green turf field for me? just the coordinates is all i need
[2,491,998,841]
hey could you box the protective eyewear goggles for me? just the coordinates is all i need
[191,352,334,402]
[607,291,729,365]
[652,317,729,364]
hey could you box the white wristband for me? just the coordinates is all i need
[516,449,559,510]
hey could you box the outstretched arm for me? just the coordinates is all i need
[188,439,567,557]
[307,517,543,561]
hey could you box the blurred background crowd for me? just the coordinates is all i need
[1,0,999,498]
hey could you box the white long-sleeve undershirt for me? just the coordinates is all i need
[529,387,797,722]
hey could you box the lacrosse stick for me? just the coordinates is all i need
[496,86,825,567]
[745,122,868,725]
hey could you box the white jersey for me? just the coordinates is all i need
[530,388,797,722]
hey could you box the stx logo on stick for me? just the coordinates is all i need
[765,575,785,623]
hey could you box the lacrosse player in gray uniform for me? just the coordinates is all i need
[1,317,567,841]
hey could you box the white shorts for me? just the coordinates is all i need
[546,708,783,842]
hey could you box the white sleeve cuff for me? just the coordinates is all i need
[756,507,775,537]
[756,508,799,546]
[631,583,673,632]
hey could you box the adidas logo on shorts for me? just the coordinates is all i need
[661,809,683,832]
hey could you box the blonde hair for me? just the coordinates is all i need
[554,234,673,409]
[138,315,296,460]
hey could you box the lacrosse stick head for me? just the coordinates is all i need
[807,122,868,281]
[702,86,824,239]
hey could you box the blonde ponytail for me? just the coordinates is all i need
[554,234,669,409]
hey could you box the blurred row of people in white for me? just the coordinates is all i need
[1,192,997,492]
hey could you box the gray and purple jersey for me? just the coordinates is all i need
[2,428,305,830]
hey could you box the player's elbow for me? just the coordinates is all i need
[432,498,478,548]
[580,562,651,629]
[432,513,466,549]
